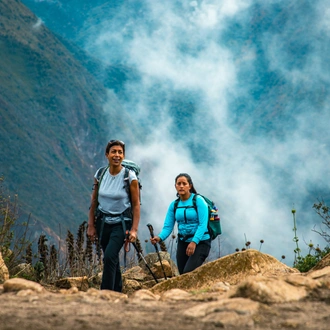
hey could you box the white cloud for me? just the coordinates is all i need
[95,0,330,265]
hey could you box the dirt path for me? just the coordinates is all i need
[0,290,330,330]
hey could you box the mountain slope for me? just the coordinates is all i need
[0,0,137,235]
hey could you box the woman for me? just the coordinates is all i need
[87,140,140,292]
[150,173,210,274]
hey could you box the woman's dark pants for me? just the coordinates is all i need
[176,238,211,274]
[97,221,131,292]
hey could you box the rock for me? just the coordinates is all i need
[230,276,310,304]
[140,279,161,289]
[16,289,39,297]
[308,265,330,278]
[86,288,128,301]
[122,265,158,293]
[121,253,180,293]
[150,249,298,295]
[0,252,9,283]
[307,266,330,289]
[310,253,330,271]
[160,288,192,301]
[59,286,79,294]
[123,265,150,281]
[183,297,260,328]
[284,273,321,289]
[55,276,89,291]
[3,278,45,293]
[1,249,330,330]
[139,252,179,277]
[123,279,142,295]
[131,289,159,301]
[150,260,173,278]
[208,281,231,292]
[88,271,102,288]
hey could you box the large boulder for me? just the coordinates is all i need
[150,249,299,295]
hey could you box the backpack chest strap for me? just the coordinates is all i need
[174,198,196,223]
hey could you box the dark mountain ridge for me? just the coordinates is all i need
[0,0,137,237]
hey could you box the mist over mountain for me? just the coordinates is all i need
[9,0,330,265]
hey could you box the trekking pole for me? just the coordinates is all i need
[125,231,158,284]
[147,223,168,280]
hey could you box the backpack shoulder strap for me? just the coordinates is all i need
[192,193,199,212]
[173,198,180,218]
[96,166,108,183]
[123,167,131,199]
[123,167,129,189]
[173,197,180,211]
[124,167,130,180]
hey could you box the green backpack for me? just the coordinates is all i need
[174,193,222,240]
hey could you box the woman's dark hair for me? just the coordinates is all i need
[175,173,197,196]
[105,140,125,155]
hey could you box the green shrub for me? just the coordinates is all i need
[292,202,330,272]
[294,246,330,272]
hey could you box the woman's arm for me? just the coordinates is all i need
[129,179,140,241]
[87,178,98,240]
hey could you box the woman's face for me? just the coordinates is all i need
[106,145,124,166]
[175,176,191,198]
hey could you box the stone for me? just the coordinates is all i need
[0,252,9,283]
[123,279,142,295]
[160,288,192,301]
[150,260,173,278]
[139,252,179,277]
[230,276,308,304]
[131,289,159,301]
[310,253,330,271]
[122,265,149,281]
[184,297,260,328]
[55,276,89,291]
[3,278,45,293]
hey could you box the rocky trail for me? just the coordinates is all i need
[1,250,330,330]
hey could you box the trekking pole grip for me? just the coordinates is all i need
[147,223,167,279]
[146,223,155,238]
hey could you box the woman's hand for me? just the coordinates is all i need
[87,224,97,243]
[186,242,196,256]
[129,228,137,243]
[150,236,161,245]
